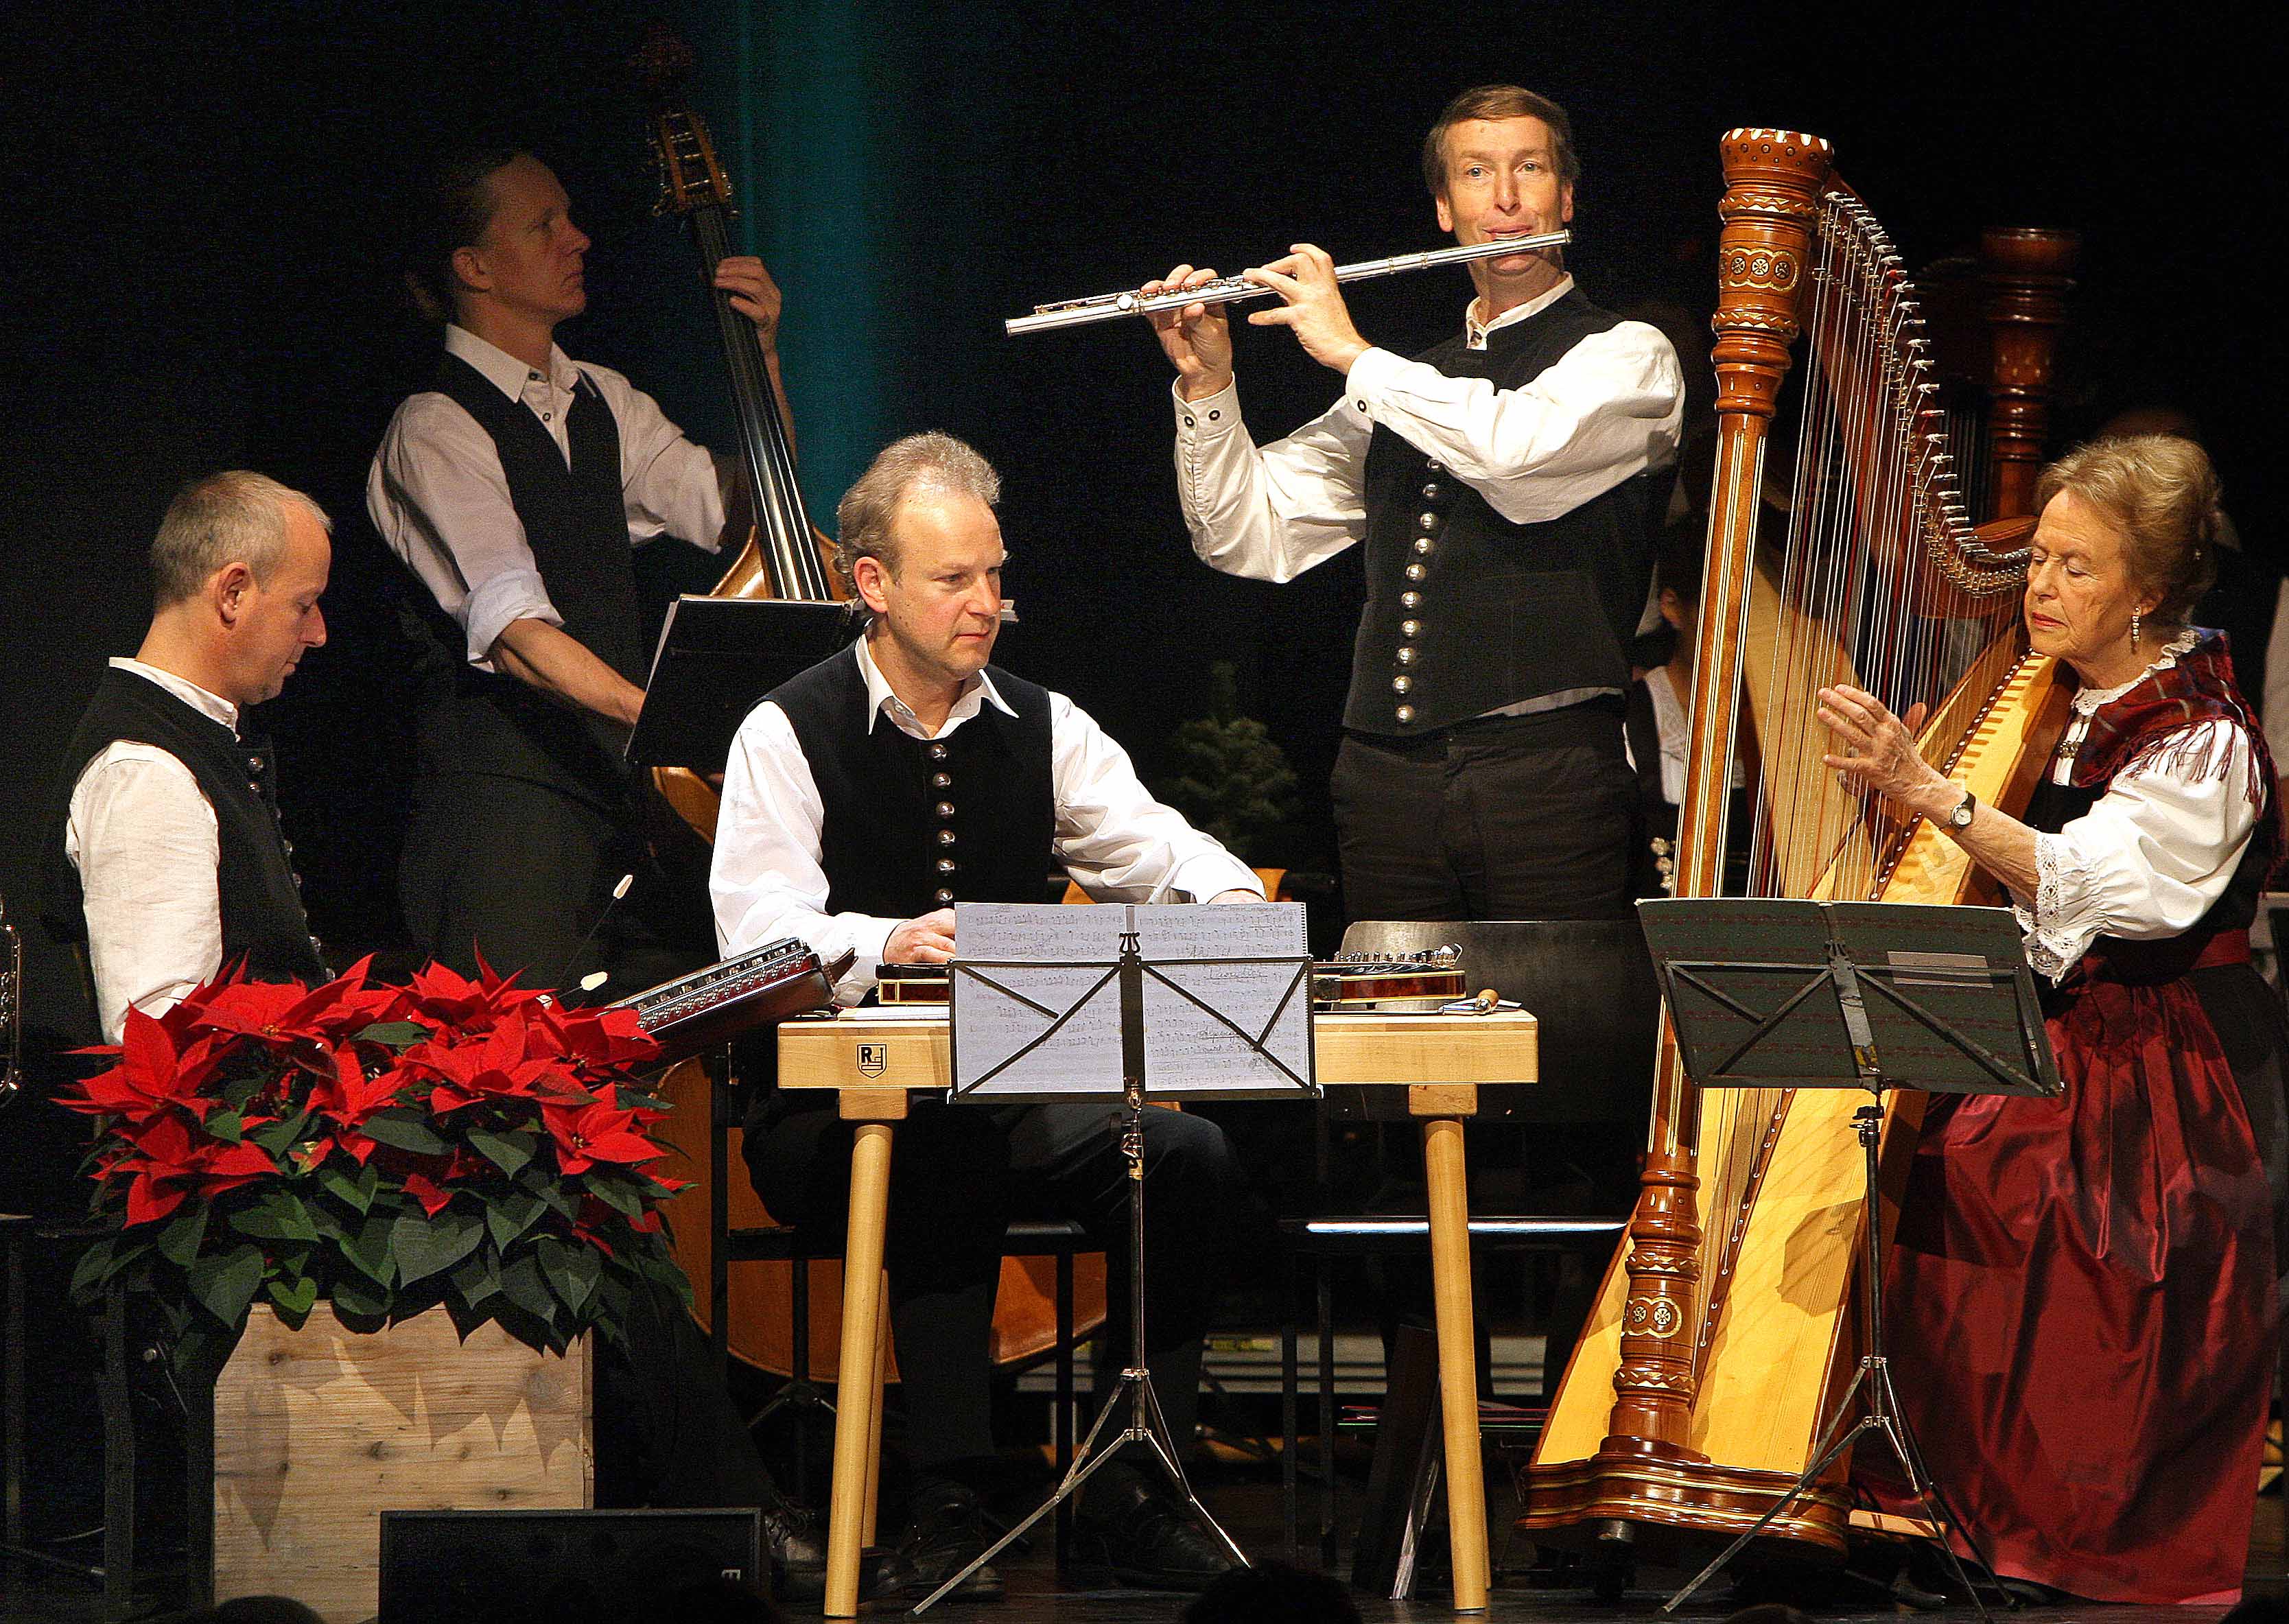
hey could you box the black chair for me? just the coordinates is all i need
[1278,919,1658,1590]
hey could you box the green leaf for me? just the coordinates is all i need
[69,1236,148,1301]
[266,1274,318,1324]
[205,1107,246,1144]
[356,1020,430,1049]
[497,1251,559,1327]
[485,1188,549,1252]
[587,1177,640,1221]
[394,1209,486,1287]
[360,1110,451,1155]
[467,1128,536,1179]
[535,1236,601,1316]
[330,1276,388,1322]
[186,1244,266,1330]
[247,1108,313,1157]
[229,1190,320,1243]
[448,1247,502,1310]
[342,1210,398,1286]
[156,1202,211,1267]
[518,1166,580,1219]
[320,1160,380,1215]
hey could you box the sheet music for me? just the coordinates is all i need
[950,903,1313,1098]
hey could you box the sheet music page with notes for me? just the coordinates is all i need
[949,903,1314,1099]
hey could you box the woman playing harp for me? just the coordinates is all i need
[1820,434,2284,1603]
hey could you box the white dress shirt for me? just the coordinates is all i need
[2012,633,2261,981]
[366,324,729,671]
[1171,276,1683,583]
[712,638,1265,1002]
[64,660,238,1040]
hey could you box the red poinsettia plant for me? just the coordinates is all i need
[64,956,689,1376]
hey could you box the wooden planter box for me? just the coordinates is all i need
[210,1304,592,1623]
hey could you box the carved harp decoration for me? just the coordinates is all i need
[1519,130,2075,1562]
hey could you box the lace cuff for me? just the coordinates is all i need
[2014,832,2096,982]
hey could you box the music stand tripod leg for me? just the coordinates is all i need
[912,1081,1251,1614]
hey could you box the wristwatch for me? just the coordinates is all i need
[1945,787,1977,830]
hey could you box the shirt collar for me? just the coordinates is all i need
[444,323,581,400]
[1464,273,1575,350]
[852,634,1014,738]
[113,657,239,736]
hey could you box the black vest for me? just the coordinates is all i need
[43,667,323,1015]
[403,353,645,806]
[767,647,1055,918]
[1347,290,1665,735]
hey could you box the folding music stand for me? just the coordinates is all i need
[1636,898,2061,1622]
[914,904,1316,1613]
[624,596,856,771]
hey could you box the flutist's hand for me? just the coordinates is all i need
[1246,244,1370,376]
[1144,265,1234,402]
[714,256,784,349]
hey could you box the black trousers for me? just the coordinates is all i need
[399,773,707,995]
[745,1096,1250,1476]
[1329,700,1639,923]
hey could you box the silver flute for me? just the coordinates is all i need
[1005,231,1572,337]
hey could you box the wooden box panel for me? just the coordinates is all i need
[212,1305,592,1623]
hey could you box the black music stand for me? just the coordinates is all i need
[1636,898,2061,1621]
[625,596,855,771]
[913,907,1316,1612]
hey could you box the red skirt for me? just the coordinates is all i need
[1865,962,2279,1603]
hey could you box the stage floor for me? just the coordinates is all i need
[6,1468,2280,1623]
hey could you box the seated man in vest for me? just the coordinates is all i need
[47,471,331,1040]
[368,145,786,991]
[712,432,1262,1597]
[1149,84,1684,923]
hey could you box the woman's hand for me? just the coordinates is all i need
[1818,685,1951,817]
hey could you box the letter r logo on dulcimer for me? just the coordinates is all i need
[856,1043,888,1077]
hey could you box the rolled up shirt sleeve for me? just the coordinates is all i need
[367,395,564,670]
[1050,694,1263,903]
[2010,720,2262,980]
[710,701,900,1004]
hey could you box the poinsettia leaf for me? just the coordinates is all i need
[448,1247,502,1310]
[394,1208,486,1287]
[587,1177,641,1220]
[535,1236,601,1316]
[517,1166,580,1219]
[204,1108,246,1145]
[343,1210,398,1286]
[360,1110,451,1155]
[467,1128,536,1179]
[497,1251,559,1328]
[330,1276,388,1321]
[229,1190,321,1243]
[355,1021,429,1050]
[613,1085,671,1114]
[266,1274,318,1324]
[246,1108,313,1157]
[320,1160,382,1216]
[156,1201,211,1267]
[186,1243,266,1330]
[69,1236,150,1301]
[486,1188,549,1252]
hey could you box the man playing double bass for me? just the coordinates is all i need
[1149,84,1684,923]
[368,146,786,991]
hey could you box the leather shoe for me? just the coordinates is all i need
[760,1492,828,1601]
[1074,1469,1241,1592]
[880,1480,1005,1602]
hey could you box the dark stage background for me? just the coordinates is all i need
[1,1,2268,1210]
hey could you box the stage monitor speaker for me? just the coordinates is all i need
[377,1507,766,1623]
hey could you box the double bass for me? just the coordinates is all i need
[631,32,1107,1379]
[1520,131,2078,1577]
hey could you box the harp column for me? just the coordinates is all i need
[1979,226,2080,519]
[1595,129,1835,1464]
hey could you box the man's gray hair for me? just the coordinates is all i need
[150,471,331,609]
[832,432,1000,589]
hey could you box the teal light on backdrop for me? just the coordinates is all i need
[682,0,886,535]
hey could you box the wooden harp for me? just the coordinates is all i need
[1519,131,2076,1570]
